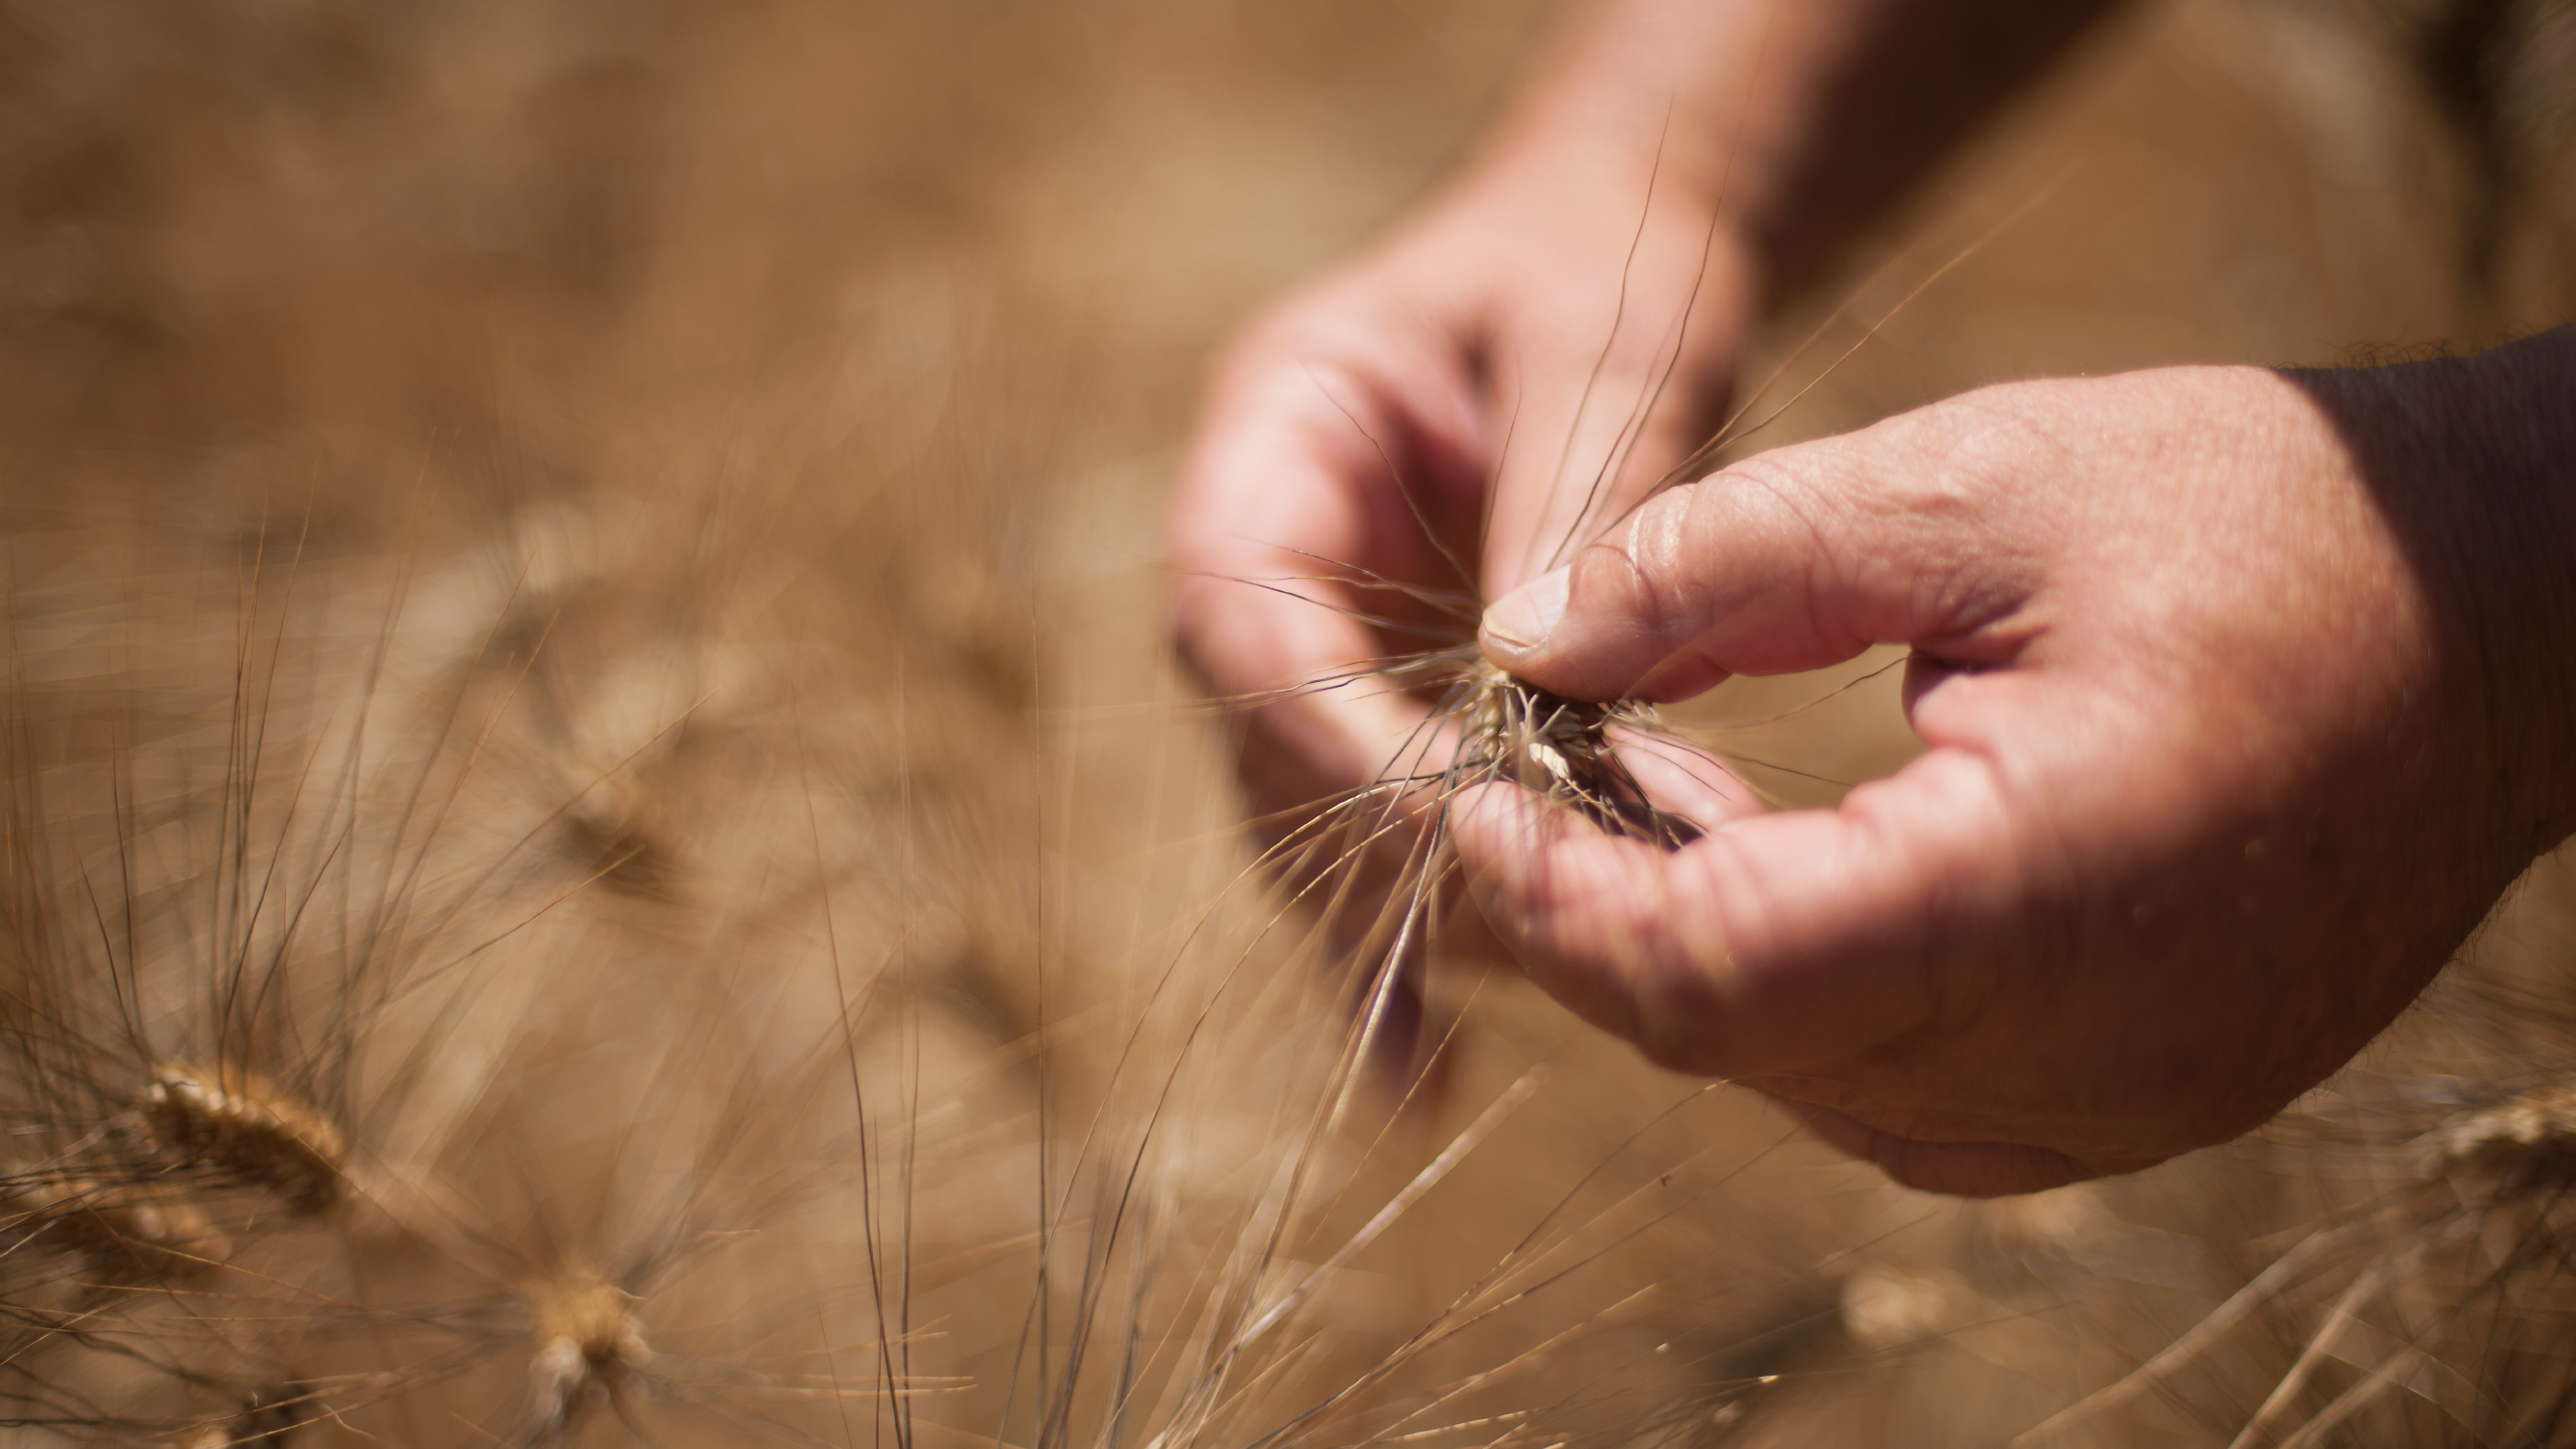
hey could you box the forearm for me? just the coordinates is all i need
[1467,0,2134,298]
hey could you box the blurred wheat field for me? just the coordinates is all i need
[0,0,2572,1444]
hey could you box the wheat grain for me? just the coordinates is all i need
[524,1265,652,1435]
[0,1165,229,1284]
[146,1064,348,1218]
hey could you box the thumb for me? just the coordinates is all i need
[1477,422,2025,701]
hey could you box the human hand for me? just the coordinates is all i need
[1455,344,2576,1195]
[1164,0,2139,889]
[1166,144,1754,838]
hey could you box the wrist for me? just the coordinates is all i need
[1443,0,1850,299]
[2289,327,2576,851]
[1417,127,1767,317]
[1469,3,1781,214]
[2463,327,2576,845]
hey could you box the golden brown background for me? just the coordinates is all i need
[1,1,2571,1443]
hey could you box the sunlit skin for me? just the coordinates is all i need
[1168,0,2576,1195]
[1458,352,2576,1195]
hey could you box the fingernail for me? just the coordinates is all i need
[1481,568,1570,658]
